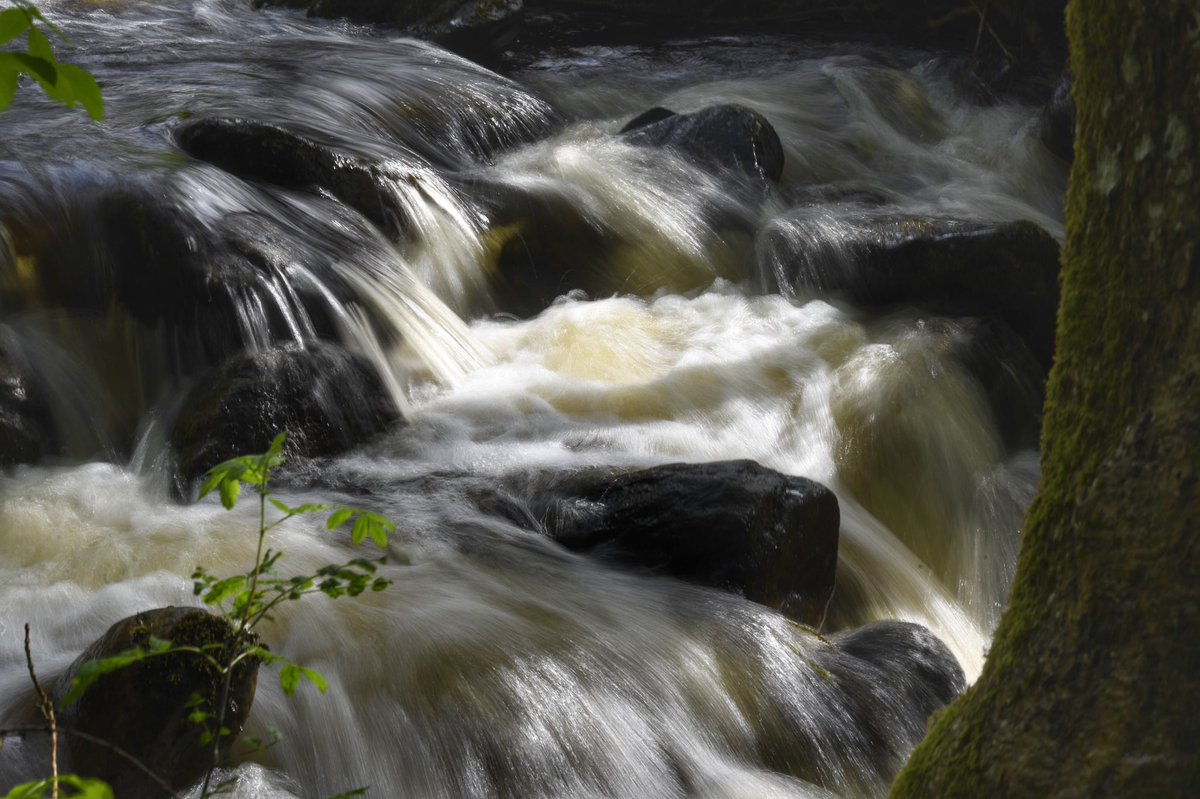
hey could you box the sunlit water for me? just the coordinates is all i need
[0,1,1065,796]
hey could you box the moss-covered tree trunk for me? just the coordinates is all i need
[890,1,1200,796]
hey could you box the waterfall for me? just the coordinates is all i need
[0,3,1067,797]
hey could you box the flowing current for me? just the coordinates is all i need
[0,1,1066,796]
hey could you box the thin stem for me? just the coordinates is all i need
[24,624,58,799]
[200,472,271,797]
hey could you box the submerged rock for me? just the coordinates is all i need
[819,621,965,778]
[54,606,259,798]
[620,104,786,182]
[547,460,840,625]
[171,343,402,487]
[761,215,1061,369]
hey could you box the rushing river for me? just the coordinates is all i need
[0,1,1066,796]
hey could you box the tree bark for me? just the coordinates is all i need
[890,1,1200,796]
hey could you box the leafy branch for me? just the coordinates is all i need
[0,1,102,120]
[39,432,395,798]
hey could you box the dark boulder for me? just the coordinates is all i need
[1038,74,1075,163]
[0,343,54,466]
[470,181,617,316]
[549,460,839,625]
[620,104,785,182]
[407,0,526,63]
[818,621,966,777]
[53,607,259,798]
[8,183,340,373]
[761,215,1061,369]
[259,0,526,64]
[175,119,409,240]
[171,342,403,487]
[947,317,1046,451]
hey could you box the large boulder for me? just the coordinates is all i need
[175,119,410,239]
[760,215,1062,369]
[171,342,403,487]
[548,460,840,625]
[620,104,785,182]
[5,182,347,374]
[53,607,259,798]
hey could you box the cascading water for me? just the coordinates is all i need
[0,2,1067,797]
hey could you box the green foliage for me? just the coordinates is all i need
[0,2,103,119]
[1,776,114,799]
[59,432,394,796]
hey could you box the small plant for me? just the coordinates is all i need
[0,1,103,119]
[4,433,395,798]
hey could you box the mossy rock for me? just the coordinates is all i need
[53,607,259,798]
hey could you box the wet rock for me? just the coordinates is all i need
[948,317,1045,451]
[410,0,526,63]
[171,342,403,487]
[267,0,526,63]
[12,185,302,372]
[620,104,785,182]
[175,119,409,239]
[763,215,1061,369]
[548,460,839,625]
[54,606,259,799]
[0,340,55,466]
[471,182,616,316]
[1038,75,1075,163]
[820,621,966,774]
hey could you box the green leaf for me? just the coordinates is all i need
[201,574,246,607]
[270,498,292,515]
[350,515,368,546]
[278,662,327,696]
[0,66,16,114]
[2,780,49,799]
[279,663,301,696]
[0,9,30,46]
[0,776,115,799]
[57,63,102,121]
[326,508,353,530]
[218,476,241,510]
[0,51,56,86]
[300,666,328,694]
[25,24,52,62]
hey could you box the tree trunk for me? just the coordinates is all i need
[890,1,1200,796]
